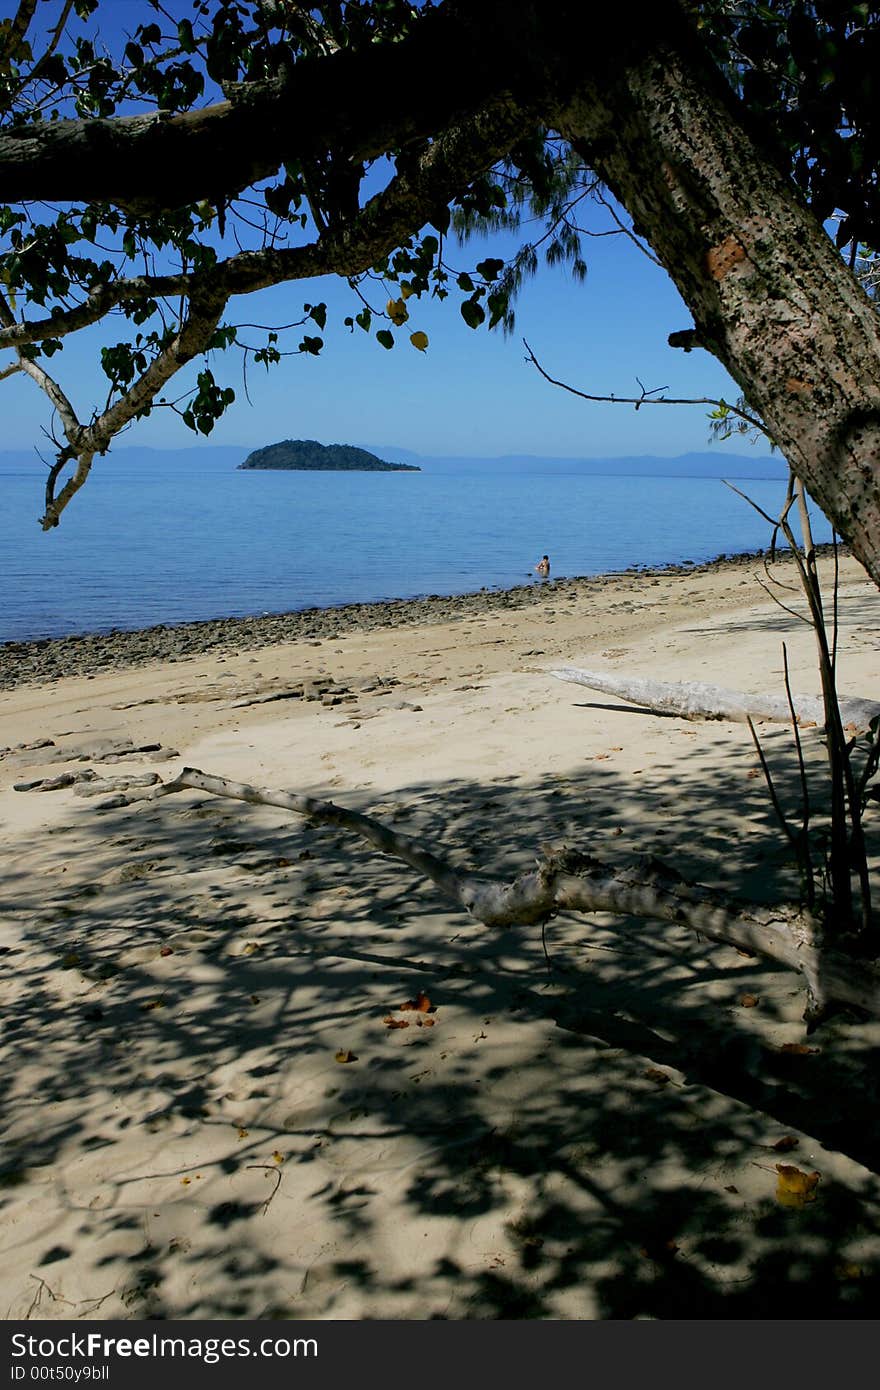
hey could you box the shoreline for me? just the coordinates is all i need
[1,541,847,690]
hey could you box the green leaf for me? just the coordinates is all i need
[177,19,196,53]
[376,329,394,350]
[460,298,485,330]
[476,258,504,281]
[486,291,508,329]
[429,206,451,235]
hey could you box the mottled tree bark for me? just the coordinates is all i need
[558,11,880,586]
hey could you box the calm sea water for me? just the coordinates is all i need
[1,456,832,642]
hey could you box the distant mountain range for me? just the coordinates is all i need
[369,445,788,478]
[238,439,419,472]
[0,443,787,478]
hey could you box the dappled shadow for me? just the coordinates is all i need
[677,591,880,643]
[2,709,880,1319]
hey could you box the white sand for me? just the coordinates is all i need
[3,553,880,1319]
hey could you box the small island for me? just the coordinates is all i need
[238,439,420,472]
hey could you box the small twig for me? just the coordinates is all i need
[724,478,797,530]
[761,552,801,594]
[26,1274,74,1320]
[831,532,840,674]
[591,185,663,266]
[524,339,765,431]
[782,643,814,908]
[752,572,810,626]
[246,1164,283,1214]
[747,716,797,851]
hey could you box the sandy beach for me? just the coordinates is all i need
[3,550,880,1320]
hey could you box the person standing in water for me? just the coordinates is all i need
[535,555,550,577]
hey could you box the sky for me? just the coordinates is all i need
[1,0,761,462]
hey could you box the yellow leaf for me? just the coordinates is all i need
[237,1126,249,1140]
[335,1049,358,1064]
[775,1164,820,1207]
[272,1151,284,1164]
[409,331,429,352]
[400,282,415,299]
[386,298,409,326]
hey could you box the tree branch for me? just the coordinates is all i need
[0,5,566,213]
[523,337,766,431]
[40,289,228,529]
[140,765,880,1019]
[14,98,542,527]
[0,0,38,64]
[0,90,539,352]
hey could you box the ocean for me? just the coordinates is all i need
[1,448,832,643]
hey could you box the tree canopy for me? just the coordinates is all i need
[2,0,880,580]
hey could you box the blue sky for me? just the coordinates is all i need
[2,0,759,461]
[6,211,756,460]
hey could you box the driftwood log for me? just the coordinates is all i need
[142,767,880,1024]
[551,668,880,731]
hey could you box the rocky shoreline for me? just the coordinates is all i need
[1,544,842,691]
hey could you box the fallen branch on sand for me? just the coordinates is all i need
[550,668,880,730]
[144,766,880,1025]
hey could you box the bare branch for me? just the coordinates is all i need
[523,338,766,432]
[782,642,814,905]
[16,0,75,89]
[40,290,227,529]
[592,185,662,266]
[746,713,798,849]
[139,766,880,1018]
[1,284,87,447]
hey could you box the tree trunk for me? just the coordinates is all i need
[558,8,880,588]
